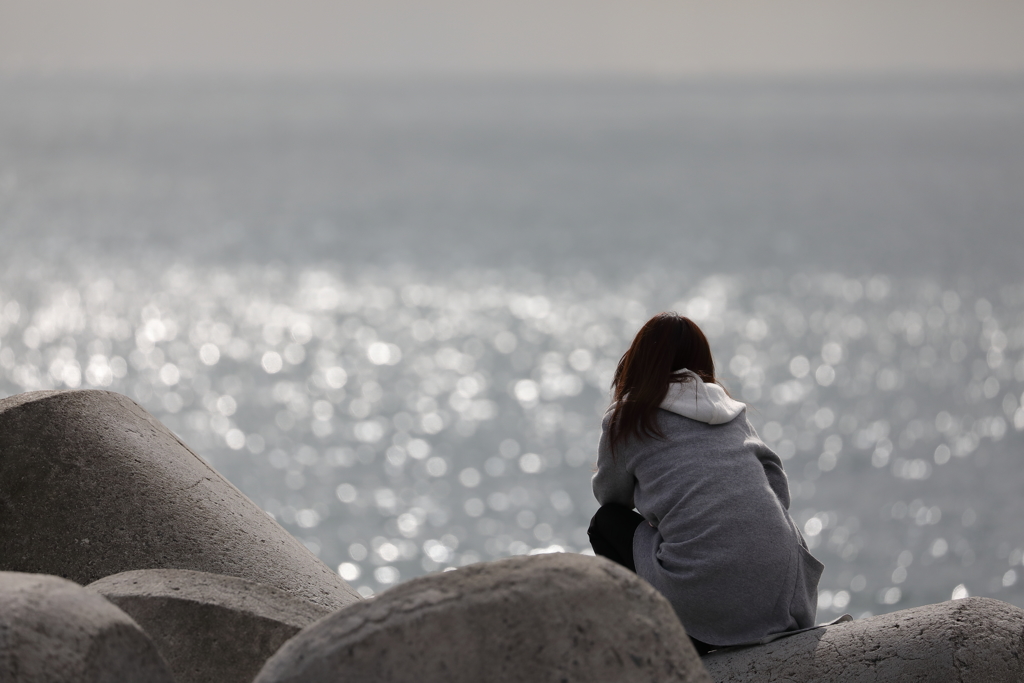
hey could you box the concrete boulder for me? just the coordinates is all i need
[0,390,359,611]
[0,571,175,683]
[89,568,332,683]
[253,552,712,683]
[702,597,1024,682]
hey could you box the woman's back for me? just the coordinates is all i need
[588,312,823,647]
[593,380,822,646]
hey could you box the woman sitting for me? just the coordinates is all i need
[589,312,823,654]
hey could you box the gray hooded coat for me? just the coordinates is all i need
[592,372,823,646]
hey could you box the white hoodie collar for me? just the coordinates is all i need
[659,370,745,425]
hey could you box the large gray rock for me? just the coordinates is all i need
[0,571,175,683]
[89,568,331,683]
[254,552,712,683]
[703,596,1024,682]
[0,390,359,611]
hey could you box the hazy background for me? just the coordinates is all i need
[3,0,1024,76]
[2,0,1023,623]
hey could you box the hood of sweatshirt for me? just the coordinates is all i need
[659,371,745,425]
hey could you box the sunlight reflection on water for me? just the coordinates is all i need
[1,263,1022,618]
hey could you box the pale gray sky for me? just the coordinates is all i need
[2,0,1023,76]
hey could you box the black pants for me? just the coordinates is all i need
[588,503,717,656]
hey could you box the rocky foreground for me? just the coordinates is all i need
[1,390,1022,682]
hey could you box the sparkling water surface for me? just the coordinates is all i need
[2,263,1022,619]
[1,77,1023,622]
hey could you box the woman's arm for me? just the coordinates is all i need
[591,425,636,508]
[742,415,792,509]
[755,440,791,511]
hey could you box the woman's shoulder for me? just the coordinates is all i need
[650,409,764,458]
[653,406,748,431]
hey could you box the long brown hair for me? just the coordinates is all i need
[608,312,719,452]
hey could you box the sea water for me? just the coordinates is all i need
[1,77,1022,621]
